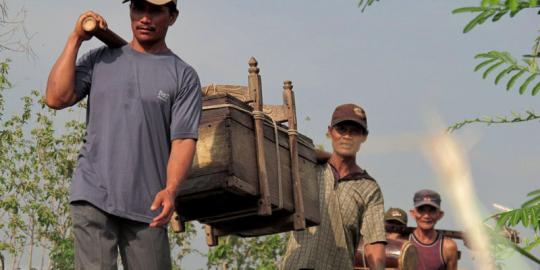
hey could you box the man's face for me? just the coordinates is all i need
[328,122,367,158]
[130,1,178,45]
[410,205,444,230]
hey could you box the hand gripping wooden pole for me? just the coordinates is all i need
[248,57,272,216]
[283,81,306,230]
[81,16,127,48]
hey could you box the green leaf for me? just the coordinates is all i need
[509,0,519,11]
[452,6,486,14]
[497,212,511,227]
[475,58,498,71]
[522,208,530,227]
[475,52,493,59]
[511,210,521,226]
[532,81,540,96]
[478,9,497,24]
[492,10,509,21]
[531,0,539,7]
[464,10,492,33]
[507,70,526,90]
[532,208,539,231]
[526,189,540,197]
[498,51,517,64]
[495,66,515,84]
[483,61,504,79]
[523,195,540,208]
[519,73,538,94]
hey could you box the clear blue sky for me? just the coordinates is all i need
[3,0,539,269]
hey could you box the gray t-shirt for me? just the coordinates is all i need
[70,45,202,223]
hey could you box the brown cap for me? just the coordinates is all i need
[331,103,368,134]
[384,207,408,225]
[123,0,177,5]
[413,189,441,209]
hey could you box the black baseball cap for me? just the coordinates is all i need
[331,103,368,134]
[413,189,441,209]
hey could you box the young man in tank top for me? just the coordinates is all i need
[409,189,458,270]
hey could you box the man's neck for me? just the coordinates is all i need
[413,227,438,243]
[328,154,361,178]
[130,40,169,54]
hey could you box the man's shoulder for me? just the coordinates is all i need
[168,51,197,70]
[78,45,112,62]
[442,236,458,250]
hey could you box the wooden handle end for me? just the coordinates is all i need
[82,16,97,33]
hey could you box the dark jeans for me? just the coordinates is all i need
[71,201,172,270]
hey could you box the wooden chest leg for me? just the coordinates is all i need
[205,225,219,246]
[171,212,185,233]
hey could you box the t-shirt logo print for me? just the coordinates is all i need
[157,90,170,102]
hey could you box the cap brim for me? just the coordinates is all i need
[331,118,368,131]
[385,217,406,225]
[414,201,440,209]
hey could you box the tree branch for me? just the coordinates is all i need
[448,110,540,132]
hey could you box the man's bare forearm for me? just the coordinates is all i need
[45,11,104,109]
[364,242,385,270]
[165,138,196,194]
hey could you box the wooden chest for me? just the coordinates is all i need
[175,93,320,236]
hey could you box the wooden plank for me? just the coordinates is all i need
[263,104,288,123]
[202,85,252,103]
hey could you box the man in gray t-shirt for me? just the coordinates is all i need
[45,0,201,268]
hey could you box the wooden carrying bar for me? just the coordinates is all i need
[81,16,127,48]
[175,58,319,245]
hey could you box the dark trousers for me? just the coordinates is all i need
[71,201,172,270]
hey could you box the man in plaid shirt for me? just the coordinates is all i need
[281,104,386,270]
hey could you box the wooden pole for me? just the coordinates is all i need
[248,57,272,216]
[283,80,306,230]
[81,16,127,48]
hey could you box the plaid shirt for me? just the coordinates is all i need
[281,164,386,270]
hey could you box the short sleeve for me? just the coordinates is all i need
[74,46,105,102]
[170,67,202,140]
[360,183,387,244]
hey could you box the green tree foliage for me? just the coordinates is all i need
[358,0,540,265]
[0,82,84,269]
[449,0,540,129]
[485,190,540,265]
[207,234,288,270]
[452,0,538,33]
[169,222,200,270]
